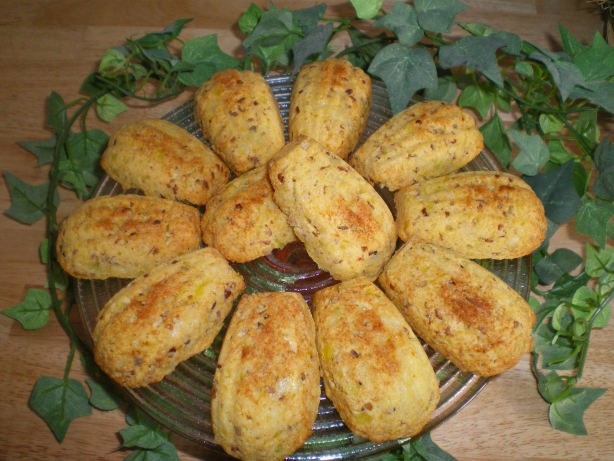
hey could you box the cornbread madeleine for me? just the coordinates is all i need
[56,194,201,279]
[313,277,440,442]
[100,118,230,206]
[201,167,296,263]
[194,69,285,174]
[212,292,320,461]
[268,136,396,281]
[349,100,483,191]
[93,247,245,387]
[289,58,372,160]
[395,171,547,259]
[378,240,536,377]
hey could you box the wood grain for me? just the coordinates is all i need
[0,1,612,460]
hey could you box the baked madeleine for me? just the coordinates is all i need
[212,292,320,461]
[56,194,201,279]
[268,136,396,281]
[201,166,296,263]
[350,100,483,191]
[395,171,547,259]
[93,247,245,387]
[378,240,536,377]
[289,58,372,160]
[100,118,229,205]
[194,69,285,174]
[313,277,440,442]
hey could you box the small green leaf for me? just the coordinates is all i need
[548,139,575,165]
[575,197,614,248]
[514,60,533,77]
[559,24,583,57]
[292,3,327,34]
[47,91,68,135]
[86,379,121,411]
[351,0,383,19]
[123,440,180,461]
[480,113,512,166]
[3,172,53,225]
[539,114,564,134]
[523,161,582,225]
[373,2,423,47]
[414,0,467,33]
[411,433,457,460]
[530,48,585,101]
[537,371,570,403]
[568,80,614,114]
[292,23,333,73]
[17,136,57,166]
[98,48,128,76]
[120,424,169,450]
[572,32,614,81]
[368,43,437,113]
[1,288,51,330]
[95,94,128,122]
[549,387,607,435]
[458,83,494,119]
[424,76,458,102]
[439,35,507,87]
[510,129,549,176]
[534,248,583,285]
[238,3,264,34]
[29,376,92,442]
[585,244,614,278]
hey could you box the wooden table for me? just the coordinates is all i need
[1,1,612,460]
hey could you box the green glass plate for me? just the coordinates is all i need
[75,74,531,459]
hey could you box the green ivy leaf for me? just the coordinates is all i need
[373,2,423,47]
[86,379,121,411]
[123,440,180,461]
[292,23,333,73]
[480,113,512,166]
[368,43,437,113]
[3,172,54,225]
[510,129,549,176]
[585,244,614,278]
[1,288,51,330]
[549,387,607,435]
[411,433,457,460]
[17,136,57,166]
[120,424,169,449]
[534,248,583,285]
[575,197,614,248]
[424,76,458,102]
[98,48,129,76]
[559,24,583,57]
[529,48,585,101]
[96,93,128,122]
[47,91,68,135]
[523,161,582,225]
[414,0,467,33]
[293,3,327,34]
[569,80,614,114]
[238,3,264,34]
[178,34,240,86]
[439,35,508,87]
[593,138,614,201]
[29,376,92,442]
[351,0,383,19]
[458,83,494,119]
[572,32,614,81]
[242,5,302,71]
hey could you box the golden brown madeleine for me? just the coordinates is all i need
[350,100,483,191]
[194,69,285,174]
[201,166,296,263]
[212,292,320,461]
[268,136,396,281]
[395,171,547,259]
[93,248,245,387]
[378,240,536,377]
[289,58,372,160]
[56,194,201,279]
[100,118,230,206]
[313,277,440,442]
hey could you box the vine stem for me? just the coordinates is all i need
[45,92,108,376]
